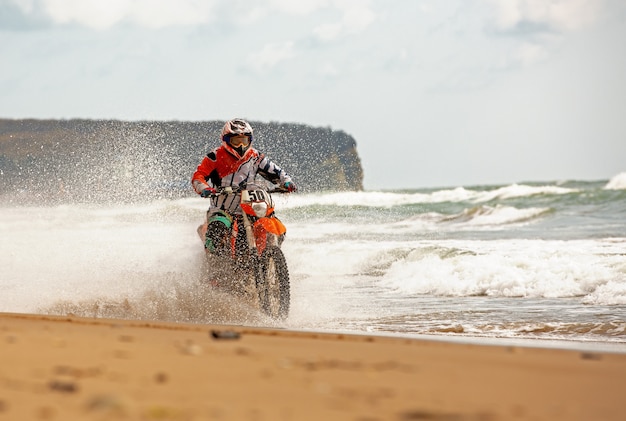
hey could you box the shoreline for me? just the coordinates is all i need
[364,330,626,354]
[2,312,626,420]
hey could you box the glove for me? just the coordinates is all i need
[284,181,297,193]
[200,187,216,198]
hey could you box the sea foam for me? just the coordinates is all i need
[274,183,577,209]
[604,172,626,190]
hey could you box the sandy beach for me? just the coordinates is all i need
[1,312,625,420]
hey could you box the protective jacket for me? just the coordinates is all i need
[192,145,292,213]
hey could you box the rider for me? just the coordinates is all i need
[192,118,296,254]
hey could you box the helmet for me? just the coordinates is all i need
[221,119,254,157]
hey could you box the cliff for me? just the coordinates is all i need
[0,119,363,203]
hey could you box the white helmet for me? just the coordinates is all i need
[221,119,253,142]
[220,119,253,157]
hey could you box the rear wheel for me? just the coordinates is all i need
[257,246,290,319]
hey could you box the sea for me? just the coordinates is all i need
[1,172,625,351]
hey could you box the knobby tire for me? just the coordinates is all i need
[256,246,290,319]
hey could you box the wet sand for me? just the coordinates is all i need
[1,312,625,420]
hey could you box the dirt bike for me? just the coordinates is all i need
[197,183,291,319]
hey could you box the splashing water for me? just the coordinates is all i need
[1,176,626,345]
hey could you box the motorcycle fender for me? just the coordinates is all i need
[253,217,286,254]
[208,211,233,228]
[255,217,286,236]
[197,210,233,242]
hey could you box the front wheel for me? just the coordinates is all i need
[257,246,290,319]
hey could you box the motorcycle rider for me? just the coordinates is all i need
[192,118,296,254]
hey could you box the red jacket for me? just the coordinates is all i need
[192,144,291,195]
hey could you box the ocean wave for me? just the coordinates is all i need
[286,204,549,238]
[377,239,626,301]
[582,280,626,305]
[275,190,471,208]
[441,205,551,227]
[469,184,577,202]
[275,183,578,209]
[604,172,626,190]
[427,321,626,339]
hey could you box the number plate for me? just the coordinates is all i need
[242,189,267,203]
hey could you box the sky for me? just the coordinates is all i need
[1,0,625,190]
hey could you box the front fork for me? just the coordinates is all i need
[241,213,258,256]
[241,213,279,257]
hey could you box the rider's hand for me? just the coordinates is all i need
[200,187,216,198]
[284,181,297,193]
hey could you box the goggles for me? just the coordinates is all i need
[227,133,251,148]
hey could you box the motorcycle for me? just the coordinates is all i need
[197,183,291,319]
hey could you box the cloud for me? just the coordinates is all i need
[4,0,377,33]
[247,41,295,72]
[313,22,342,41]
[478,0,606,73]
[267,0,330,16]
[319,62,339,77]
[6,0,217,30]
[484,0,603,34]
[10,0,35,13]
[0,0,49,29]
[313,0,376,41]
[514,41,550,67]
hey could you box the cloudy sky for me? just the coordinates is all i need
[1,0,625,189]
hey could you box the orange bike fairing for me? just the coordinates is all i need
[255,217,286,236]
[253,217,286,253]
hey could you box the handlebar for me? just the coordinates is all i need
[204,185,290,198]
[268,187,289,194]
